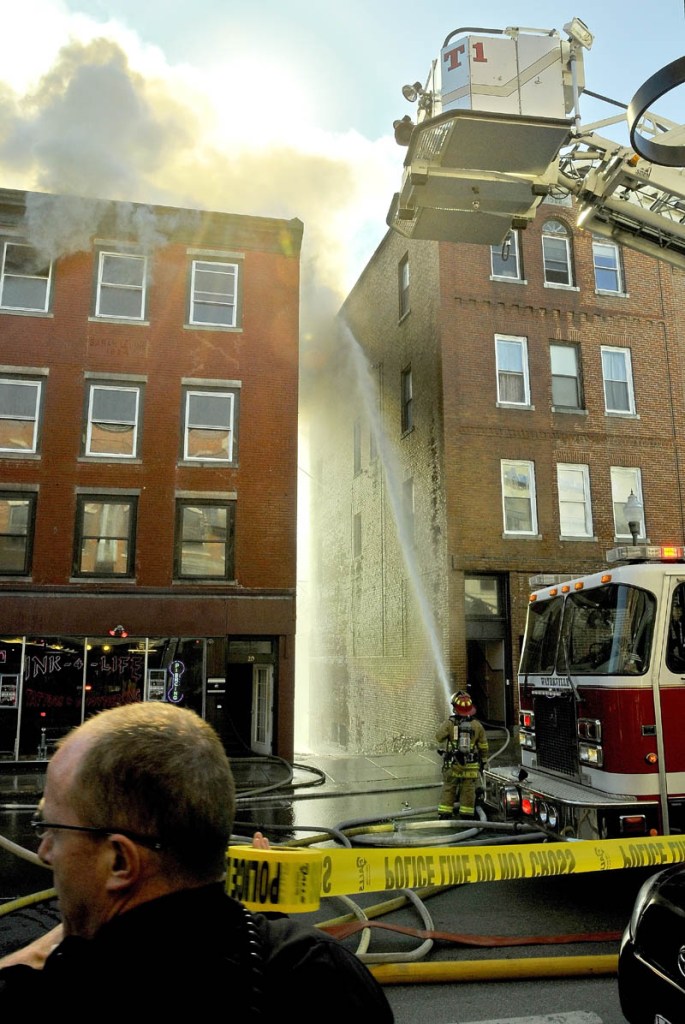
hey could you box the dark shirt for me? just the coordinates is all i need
[0,883,394,1020]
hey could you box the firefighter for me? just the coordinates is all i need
[436,691,489,820]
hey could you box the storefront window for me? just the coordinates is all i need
[21,636,85,757]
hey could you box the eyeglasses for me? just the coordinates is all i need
[30,816,163,851]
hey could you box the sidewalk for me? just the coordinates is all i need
[0,727,514,809]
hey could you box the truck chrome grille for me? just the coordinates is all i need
[533,695,577,776]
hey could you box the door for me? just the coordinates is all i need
[251,664,273,755]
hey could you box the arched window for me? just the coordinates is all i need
[541,219,573,286]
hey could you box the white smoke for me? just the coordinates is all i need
[0,17,401,310]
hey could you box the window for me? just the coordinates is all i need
[490,231,522,280]
[0,491,36,575]
[496,335,530,406]
[550,343,583,409]
[353,418,362,475]
[611,468,645,540]
[399,255,410,318]
[352,512,362,558]
[401,366,413,433]
[183,388,238,463]
[465,575,504,617]
[174,499,235,579]
[85,383,141,458]
[403,477,415,542]
[593,238,623,293]
[0,377,42,453]
[501,459,538,535]
[0,242,51,312]
[542,220,573,286]
[601,347,635,414]
[189,260,238,327]
[557,464,592,538]
[95,251,146,319]
[74,495,137,577]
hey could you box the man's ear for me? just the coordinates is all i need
[104,834,144,892]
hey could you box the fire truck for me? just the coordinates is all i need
[483,545,685,839]
[385,20,685,840]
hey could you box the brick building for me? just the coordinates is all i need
[307,198,685,754]
[0,188,303,762]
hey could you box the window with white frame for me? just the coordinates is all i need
[542,220,573,286]
[601,347,635,414]
[496,335,530,406]
[174,499,235,579]
[399,254,410,318]
[74,495,137,577]
[95,251,146,319]
[611,467,645,540]
[85,383,141,458]
[0,377,42,453]
[550,343,583,409]
[501,459,538,535]
[0,242,52,312]
[593,238,623,293]
[189,260,238,327]
[183,388,237,463]
[490,231,522,280]
[557,463,593,537]
[0,491,36,575]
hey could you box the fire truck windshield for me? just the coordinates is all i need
[520,584,656,676]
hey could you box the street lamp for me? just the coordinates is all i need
[625,490,643,546]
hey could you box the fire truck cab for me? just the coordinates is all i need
[483,545,685,839]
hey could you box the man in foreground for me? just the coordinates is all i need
[0,702,394,1019]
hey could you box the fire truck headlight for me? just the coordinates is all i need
[547,805,559,829]
[579,742,604,766]
[502,785,521,815]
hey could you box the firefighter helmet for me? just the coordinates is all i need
[451,691,476,717]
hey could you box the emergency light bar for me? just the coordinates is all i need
[606,544,685,563]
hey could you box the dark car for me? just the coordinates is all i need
[618,862,685,1024]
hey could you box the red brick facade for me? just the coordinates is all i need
[0,189,302,761]
[308,200,685,754]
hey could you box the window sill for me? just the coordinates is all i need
[559,535,598,542]
[184,323,242,332]
[496,402,535,411]
[502,533,542,540]
[605,411,639,419]
[178,459,236,468]
[78,456,142,464]
[613,537,650,546]
[489,276,527,284]
[172,578,237,585]
[0,307,53,318]
[69,576,136,583]
[88,316,149,326]
[543,283,579,291]
[0,452,40,460]
[595,289,629,298]
[551,406,588,415]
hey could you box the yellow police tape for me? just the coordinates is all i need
[226,834,685,913]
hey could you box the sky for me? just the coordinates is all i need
[1,0,684,312]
